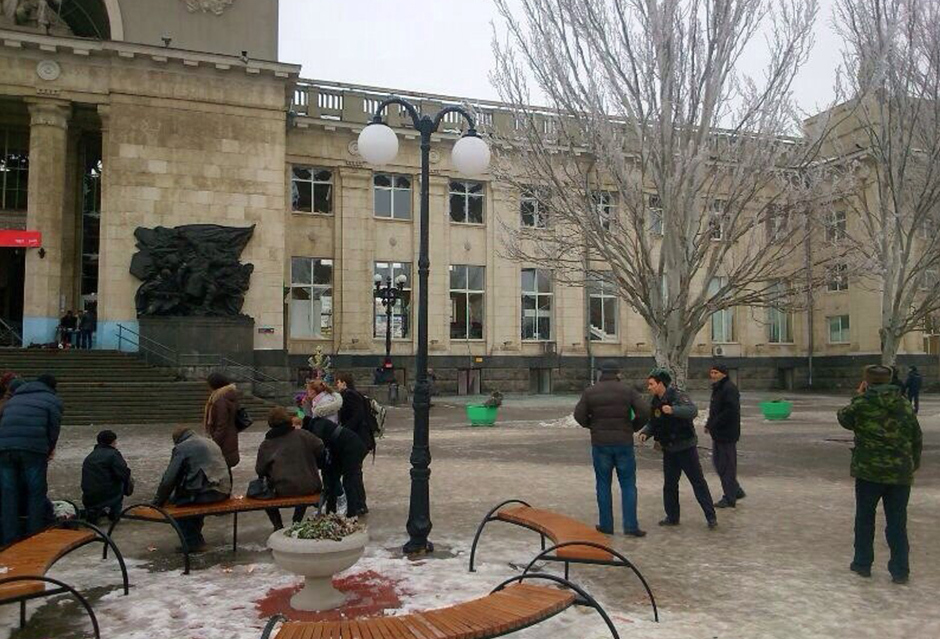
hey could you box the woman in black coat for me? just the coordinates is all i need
[301,410,368,517]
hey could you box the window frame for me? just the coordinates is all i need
[448,179,486,225]
[449,264,486,341]
[709,277,735,344]
[826,210,847,244]
[587,275,618,341]
[373,261,413,340]
[709,199,727,241]
[826,263,849,292]
[520,188,549,229]
[766,204,790,242]
[828,314,851,344]
[0,127,29,211]
[289,257,334,339]
[766,282,793,344]
[291,166,333,215]
[592,191,616,231]
[648,195,663,236]
[373,173,413,220]
[521,268,553,341]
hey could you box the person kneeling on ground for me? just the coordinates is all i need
[300,409,368,518]
[153,426,232,552]
[256,407,325,529]
[81,429,134,524]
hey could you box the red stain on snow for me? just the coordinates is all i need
[255,570,407,622]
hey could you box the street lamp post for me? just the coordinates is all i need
[358,97,490,555]
[374,273,408,383]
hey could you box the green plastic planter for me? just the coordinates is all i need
[759,400,793,420]
[467,404,498,426]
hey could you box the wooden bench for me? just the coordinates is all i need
[0,522,130,639]
[258,573,621,639]
[469,499,658,621]
[106,493,321,574]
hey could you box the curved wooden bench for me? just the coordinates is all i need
[106,493,321,574]
[259,574,621,639]
[0,522,130,639]
[469,499,658,621]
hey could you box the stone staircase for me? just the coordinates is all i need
[0,348,274,427]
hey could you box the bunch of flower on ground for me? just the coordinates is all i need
[284,514,365,541]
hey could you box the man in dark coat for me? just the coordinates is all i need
[153,427,232,551]
[904,366,923,415]
[574,360,650,536]
[0,373,62,544]
[705,364,745,508]
[301,412,368,517]
[256,407,325,529]
[639,369,717,529]
[335,372,374,515]
[81,430,133,523]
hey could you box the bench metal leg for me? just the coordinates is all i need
[468,499,532,572]
[260,613,287,639]
[521,541,659,622]
[233,512,239,554]
[66,520,131,596]
[105,503,191,575]
[540,533,546,551]
[0,576,101,639]
[491,572,621,639]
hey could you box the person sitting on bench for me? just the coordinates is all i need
[256,407,325,530]
[81,429,134,524]
[153,426,231,552]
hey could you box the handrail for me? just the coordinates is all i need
[0,317,23,347]
[115,323,283,398]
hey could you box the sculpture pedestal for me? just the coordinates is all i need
[139,316,255,364]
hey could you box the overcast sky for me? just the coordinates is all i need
[279,0,845,116]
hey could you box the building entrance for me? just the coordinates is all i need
[0,247,25,341]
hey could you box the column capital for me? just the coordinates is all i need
[25,99,71,130]
[97,104,111,132]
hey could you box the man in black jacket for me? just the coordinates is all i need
[81,430,134,523]
[705,364,746,508]
[639,369,717,529]
[574,360,650,536]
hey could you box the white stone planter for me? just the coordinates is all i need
[267,528,368,611]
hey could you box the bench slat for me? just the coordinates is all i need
[0,529,96,601]
[126,494,321,520]
[497,506,613,561]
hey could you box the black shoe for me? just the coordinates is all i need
[736,488,746,500]
[850,563,871,578]
[624,528,647,538]
[658,518,679,527]
[595,524,614,535]
[176,542,208,554]
[714,498,736,508]
[892,575,909,585]
[707,519,718,530]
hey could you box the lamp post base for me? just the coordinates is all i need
[402,538,435,556]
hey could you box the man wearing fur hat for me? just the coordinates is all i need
[838,365,922,584]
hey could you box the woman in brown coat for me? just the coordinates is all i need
[204,371,240,468]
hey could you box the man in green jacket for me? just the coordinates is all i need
[837,365,922,584]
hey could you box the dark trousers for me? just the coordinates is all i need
[854,478,911,579]
[909,392,920,414]
[265,506,308,530]
[82,493,124,524]
[173,490,228,547]
[324,453,367,517]
[78,329,93,349]
[592,444,639,532]
[663,447,716,523]
[712,441,742,504]
[0,450,52,545]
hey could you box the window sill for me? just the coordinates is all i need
[291,211,334,217]
[766,342,796,346]
[451,338,485,343]
[372,337,413,343]
[290,336,333,341]
[521,339,554,343]
[829,342,851,346]
[450,221,486,227]
[374,215,413,223]
[712,341,739,345]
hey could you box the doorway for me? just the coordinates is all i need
[0,247,25,342]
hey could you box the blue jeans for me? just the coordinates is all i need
[0,450,52,545]
[592,444,639,532]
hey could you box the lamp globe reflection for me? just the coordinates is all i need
[451,134,491,176]
[357,123,399,165]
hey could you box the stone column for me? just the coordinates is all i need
[22,99,71,346]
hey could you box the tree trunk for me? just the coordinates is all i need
[652,330,693,390]
[880,328,900,367]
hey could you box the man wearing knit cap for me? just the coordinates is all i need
[705,363,745,508]
[838,365,922,584]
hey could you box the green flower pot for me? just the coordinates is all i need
[759,400,792,420]
[467,404,498,426]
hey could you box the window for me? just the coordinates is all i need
[290,258,333,338]
[449,180,484,224]
[592,191,615,231]
[373,174,412,219]
[374,262,412,339]
[450,265,485,339]
[520,188,548,229]
[767,204,789,242]
[827,263,849,292]
[588,276,618,341]
[709,200,727,240]
[648,195,663,236]
[827,210,847,243]
[0,128,29,211]
[828,314,851,344]
[708,277,734,343]
[292,166,333,214]
[521,268,553,340]
[767,282,793,343]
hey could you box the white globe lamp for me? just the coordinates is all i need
[452,134,490,176]
[358,123,399,165]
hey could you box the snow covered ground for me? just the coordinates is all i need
[5,391,939,638]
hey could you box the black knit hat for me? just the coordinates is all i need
[96,430,117,446]
[710,363,729,375]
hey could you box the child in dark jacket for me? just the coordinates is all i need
[81,430,134,523]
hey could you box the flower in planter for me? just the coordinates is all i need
[284,514,365,541]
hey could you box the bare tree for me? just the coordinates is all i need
[832,0,940,366]
[490,0,837,386]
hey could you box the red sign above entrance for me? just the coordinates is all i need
[0,230,42,248]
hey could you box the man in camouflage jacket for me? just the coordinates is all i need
[837,365,923,584]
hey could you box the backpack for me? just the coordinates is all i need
[234,406,254,432]
[361,394,386,440]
